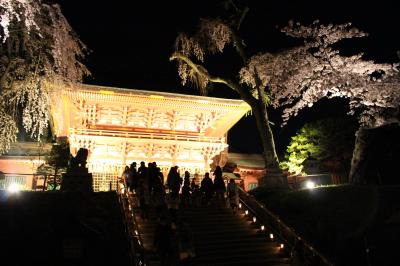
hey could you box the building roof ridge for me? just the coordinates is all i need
[76,83,246,105]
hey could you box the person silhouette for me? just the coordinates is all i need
[227,178,239,213]
[200,173,214,206]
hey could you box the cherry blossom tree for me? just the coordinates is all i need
[170,2,287,188]
[170,2,399,186]
[0,0,89,154]
[240,21,400,184]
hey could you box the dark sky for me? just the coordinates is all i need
[58,0,399,156]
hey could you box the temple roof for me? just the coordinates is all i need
[77,84,249,107]
[1,142,51,157]
[52,83,251,138]
[227,153,265,169]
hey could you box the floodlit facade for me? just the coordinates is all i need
[0,142,50,190]
[50,84,251,191]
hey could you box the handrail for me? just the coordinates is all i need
[116,176,146,266]
[238,187,334,266]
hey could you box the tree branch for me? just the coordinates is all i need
[224,1,248,63]
[237,7,249,30]
[170,52,256,105]
[230,28,247,63]
[0,59,13,89]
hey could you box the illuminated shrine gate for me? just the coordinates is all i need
[51,84,251,191]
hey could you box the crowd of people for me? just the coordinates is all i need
[121,162,240,215]
[121,161,240,265]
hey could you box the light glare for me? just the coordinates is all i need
[7,183,20,193]
[305,181,315,189]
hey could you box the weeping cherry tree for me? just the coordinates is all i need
[0,0,89,154]
[170,2,287,188]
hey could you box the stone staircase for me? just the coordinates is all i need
[135,202,291,266]
[134,206,160,265]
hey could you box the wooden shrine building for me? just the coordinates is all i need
[50,84,251,191]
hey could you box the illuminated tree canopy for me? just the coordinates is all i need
[170,2,399,186]
[241,21,400,129]
[0,0,89,154]
[281,118,357,177]
[280,123,322,176]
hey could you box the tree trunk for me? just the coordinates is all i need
[252,103,288,189]
[350,124,400,185]
[349,128,368,184]
[349,127,374,185]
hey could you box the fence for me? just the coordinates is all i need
[288,173,333,190]
[0,172,121,192]
[0,174,30,190]
[92,172,119,192]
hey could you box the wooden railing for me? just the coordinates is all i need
[238,187,334,266]
[70,128,225,144]
[116,177,146,266]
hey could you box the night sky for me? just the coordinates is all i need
[58,0,399,156]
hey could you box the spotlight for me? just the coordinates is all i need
[7,183,20,193]
[245,210,249,215]
[280,243,284,249]
[261,225,265,231]
[239,203,242,209]
[253,216,257,223]
[269,233,274,240]
[305,181,315,189]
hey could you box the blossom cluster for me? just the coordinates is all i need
[174,19,233,94]
[0,0,89,154]
[241,21,399,128]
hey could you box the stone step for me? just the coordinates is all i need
[191,230,270,240]
[195,243,280,256]
[133,204,291,266]
[194,239,275,251]
[187,224,254,231]
[183,218,252,225]
[190,258,291,266]
[191,253,291,265]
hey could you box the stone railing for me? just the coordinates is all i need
[238,187,334,266]
[116,177,146,266]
